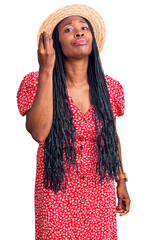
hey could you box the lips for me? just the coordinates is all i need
[73,38,88,45]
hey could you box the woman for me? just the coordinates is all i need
[17,4,131,240]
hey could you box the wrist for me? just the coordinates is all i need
[117,178,126,186]
[39,66,53,75]
[115,172,128,183]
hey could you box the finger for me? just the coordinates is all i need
[38,33,44,51]
[119,209,129,216]
[116,205,123,212]
[116,207,124,213]
[126,197,131,209]
[119,199,130,216]
[117,197,123,212]
[125,202,130,212]
[42,32,50,50]
[123,199,130,214]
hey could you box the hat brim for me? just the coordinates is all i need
[37,4,106,53]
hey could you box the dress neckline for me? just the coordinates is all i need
[66,89,92,117]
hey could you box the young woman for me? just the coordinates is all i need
[17,4,131,240]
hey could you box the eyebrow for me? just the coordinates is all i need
[62,20,87,28]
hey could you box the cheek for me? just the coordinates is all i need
[89,34,93,45]
[60,40,73,56]
[60,41,68,52]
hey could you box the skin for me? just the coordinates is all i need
[114,118,131,216]
[57,15,131,216]
[28,15,131,215]
[58,15,93,116]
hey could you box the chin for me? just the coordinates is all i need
[66,49,91,58]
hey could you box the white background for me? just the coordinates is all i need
[0,0,146,239]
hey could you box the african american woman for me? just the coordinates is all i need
[17,4,131,240]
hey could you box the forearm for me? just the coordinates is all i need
[26,67,53,142]
[116,132,126,185]
[117,133,124,175]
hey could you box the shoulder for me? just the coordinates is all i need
[104,74,124,97]
[104,74,122,90]
[16,71,39,116]
[17,71,39,95]
[104,74,125,117]
[22,71,39,87]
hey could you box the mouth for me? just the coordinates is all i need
[73,38,88,46]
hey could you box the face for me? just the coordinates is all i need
[58,16,93,60]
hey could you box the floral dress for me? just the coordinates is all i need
[17,71,125,240]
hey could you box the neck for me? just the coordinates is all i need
[64,57,89,88]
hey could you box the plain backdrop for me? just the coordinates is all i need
[0,0,147,239]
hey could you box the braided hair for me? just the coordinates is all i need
[43,17,123,194]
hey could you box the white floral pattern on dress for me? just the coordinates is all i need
[17,72,125,240]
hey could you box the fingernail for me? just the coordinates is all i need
[118,207,122,211]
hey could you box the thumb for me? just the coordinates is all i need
[117,197,123,211]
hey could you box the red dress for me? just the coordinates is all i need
[17,71,125,240]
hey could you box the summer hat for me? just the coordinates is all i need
[37,4,106,53]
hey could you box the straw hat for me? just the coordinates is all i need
[37,4,106,53]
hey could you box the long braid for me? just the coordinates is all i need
[43,17,123,194]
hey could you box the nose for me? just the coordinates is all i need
[74,32,84,38]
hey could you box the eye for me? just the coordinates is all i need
[65,26,89,33]
[65,28,73,33]
[82,26,88,30]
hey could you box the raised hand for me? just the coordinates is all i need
[37,31,56,71]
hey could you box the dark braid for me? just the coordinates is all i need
[42,17,123,194]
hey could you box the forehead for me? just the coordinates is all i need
[58,15,86,28]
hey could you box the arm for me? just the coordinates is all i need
[113,117,131,216]
[26,31,55,143]
[26,68,53,142]
[113,117,125,184]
